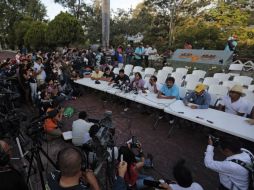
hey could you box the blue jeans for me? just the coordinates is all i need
[136,174,154,189]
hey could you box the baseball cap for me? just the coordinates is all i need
[194,84,206,93]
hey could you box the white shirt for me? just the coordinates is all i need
[204,145,252,190]
[144,81,160,93]
[148,48,158,60]
[144,47,152,56]
[170,182,203,190]
[72,119,93,146]
[220,96,248,115]
[33,62,46,80]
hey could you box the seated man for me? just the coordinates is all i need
[183,84,211,109]
[90,66,104,80]
[47,147,100,190]
[157,77,179,99]
[143,75,160,94]
[0,140,29,190]
[108,69,130,86]
[218,85,248,116]
[101,67,115,82]
[72,111,93,146]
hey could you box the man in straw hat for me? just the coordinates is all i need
[183,84,211,109]
[218,85,248,116]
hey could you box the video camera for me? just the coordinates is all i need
[209,135,220,147]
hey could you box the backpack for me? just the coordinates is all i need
[230,149,254,190]
[63,106,74,118]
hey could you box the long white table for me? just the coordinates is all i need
[76,78,174,109]
[75,78,254,142]
[164,100,254,142]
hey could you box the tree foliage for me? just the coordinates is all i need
[46,12,84,47]
[24,21,47,50]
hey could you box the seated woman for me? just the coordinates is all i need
[118,145,153,189]
[130,72,145,91]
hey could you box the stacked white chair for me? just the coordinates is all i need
[213,73,231,82]
[208,85,229,107]
[171,72,184,86]
[203,77,220,87]
[248,85,254,92]
[233,76,253,86]
[175,68,188,76]
[113,67,119,75]
[228,63,244,76]
[243,89,254,103]
[192,70,206,79]
[185,81,200,91]
[185,74,200,83]
[132,66,143,73]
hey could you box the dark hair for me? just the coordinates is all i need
[119,69,124,74]
[173,159,193,188]
[57,148,82,177]
[151,75,157,82]
[104,67,110,72]
[220,138,241,153]
[89,125,101,138]
[166,77,175,84]
[118,146,136,178]
[79,111,87,120]
[135,72,142,79]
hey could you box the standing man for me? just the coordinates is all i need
[33,57,46,86]
[144,45,152,67]
[183,84,211,109]
[134,43,144,66]
[204,137,253,190]
[125,44,134,65]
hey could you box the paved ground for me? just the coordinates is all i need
[37,86,254,190]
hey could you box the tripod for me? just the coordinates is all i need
[26,139,57,190]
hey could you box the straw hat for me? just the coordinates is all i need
[230,85,245,96]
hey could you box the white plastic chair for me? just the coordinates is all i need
[171,72,185,80]
[208,85,228,97]
[144,67,156,78]
[179,86,187,99]
[162,66,174,74]
[157,70,169,84]
[112,67,119,75]
[222,81,241,89]
[175,68,188,76]
[203,77,220,87]
[185,74,200,84]
[243,89,254,103]
[124,64,134,76]
[243,60,254,71]
[233,76,253,86]
[192,70,206,79]
[174,76,183,87]
[185,81,200,91]
[248,85,254,92]
[213,73,231,82]
[132,66,143,73]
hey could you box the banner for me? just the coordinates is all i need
[171,49,233,65]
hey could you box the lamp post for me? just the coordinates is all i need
[102,0,110,48]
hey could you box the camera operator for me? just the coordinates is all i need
[0,140,29,190]
[204,137,253,190]
[118,143,154,189]
[47,147,100,190]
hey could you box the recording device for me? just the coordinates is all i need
[143,180,166,189]
[129,136,141,148]
[95,80,101,84]
[209,135,220,147]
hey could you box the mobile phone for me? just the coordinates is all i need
[143,180,165,189]
[120,154,123,162]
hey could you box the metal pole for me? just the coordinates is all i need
[102,0,110,48]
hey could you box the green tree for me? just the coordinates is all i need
[46,12,84,47]
[24,21,47,50]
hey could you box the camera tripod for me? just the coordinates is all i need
[26,139,57,190]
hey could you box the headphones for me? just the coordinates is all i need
[56,147,87,172]
[0,144,10,166]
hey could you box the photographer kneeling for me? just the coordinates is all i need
[118,142,154,189]
[204,137,253,190]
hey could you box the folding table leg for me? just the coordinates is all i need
[153,112,163,130]
[167,122,175,138]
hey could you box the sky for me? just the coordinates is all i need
[41,0,144,20]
